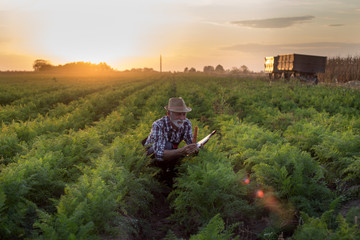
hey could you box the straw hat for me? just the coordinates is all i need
[164,97,192,112]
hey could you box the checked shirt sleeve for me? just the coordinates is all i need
[149,122,166,160]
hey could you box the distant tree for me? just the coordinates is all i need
[184,67,189,73]
[230,67,241,74]
[130,68,143,72]
[33,59,53,71]
[97,62,113,71]
[203,66,215,73]
[240,65,249,73]
[143,67,154,72]
[189,67,196,73]
[215,64,225,73]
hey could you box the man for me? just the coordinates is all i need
[144,97,199,184]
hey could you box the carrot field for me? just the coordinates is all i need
[0,72,359,240]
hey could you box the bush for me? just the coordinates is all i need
[35,155,154,239]
[169,149,252,235]
[293,211,360,240]
[214,116,283,171]
[245,143,333,216]
[189,214,238,240]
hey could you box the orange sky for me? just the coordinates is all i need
[1,0,360,72]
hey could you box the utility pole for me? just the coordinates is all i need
[160,54,162,73]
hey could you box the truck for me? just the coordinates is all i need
[265,53,327,84]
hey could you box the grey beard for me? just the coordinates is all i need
[170,112,185,128]
[172,119,184,129]
[170,113,184,128]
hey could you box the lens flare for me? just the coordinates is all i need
[244,178,250,184]
[256,190,296,227]
[256,189,264,198]
[243,174,251,184]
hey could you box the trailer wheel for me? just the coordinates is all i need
[284,72,291,80]
[314,76,318,85]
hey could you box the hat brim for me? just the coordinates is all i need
[164,106,192,112]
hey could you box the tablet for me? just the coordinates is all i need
[197,130,217,148]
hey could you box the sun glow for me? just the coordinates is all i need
[1,0,359,72]
[14,0,171,71]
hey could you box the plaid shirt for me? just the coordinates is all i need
[145,116,193,160]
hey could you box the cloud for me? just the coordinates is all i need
[328,24,344,27]
[201,20,229,27]
[230,15,315,28]
[221,42,360,57]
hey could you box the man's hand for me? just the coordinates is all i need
[181,143,199,156]
[163,143,199,161]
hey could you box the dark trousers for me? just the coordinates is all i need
[148,142,181,187]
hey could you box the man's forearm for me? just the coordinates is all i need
[163,149,185,161]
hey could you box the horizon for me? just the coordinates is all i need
[1,0,360,72]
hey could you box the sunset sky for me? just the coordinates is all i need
[1,0,360,72]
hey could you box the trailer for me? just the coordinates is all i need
[265,53,327,83]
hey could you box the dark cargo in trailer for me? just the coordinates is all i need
[265,53,327,83]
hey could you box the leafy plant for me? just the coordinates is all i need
[189,214,238,240]
[246,143,333,216]
[169,149,252,235]
[293,211,360,240]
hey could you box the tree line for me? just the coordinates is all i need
[32,59,252,75]
[184,64,251,74]
[33,59,114,73]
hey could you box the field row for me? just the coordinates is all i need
[0,73,359,239]
[0,74,173,238]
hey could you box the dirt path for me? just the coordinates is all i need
[340,199,360,217]
[148,186,174,239]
